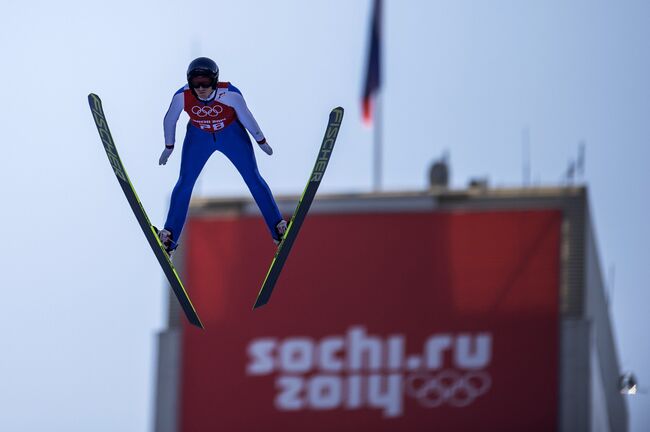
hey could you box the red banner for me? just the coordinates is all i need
[179,210,561,431]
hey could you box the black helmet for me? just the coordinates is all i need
[187,57,219,86]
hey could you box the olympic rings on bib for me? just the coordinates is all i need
[191,105,223,117]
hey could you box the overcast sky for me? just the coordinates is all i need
[0,0,648,430]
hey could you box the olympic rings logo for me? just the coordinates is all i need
[191,105,223,117]
[405,370,491,408]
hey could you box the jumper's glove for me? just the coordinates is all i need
[257,138,273,156]
[159,145,174,165]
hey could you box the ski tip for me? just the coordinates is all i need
[88,93,103,109]
[329,107,344,122]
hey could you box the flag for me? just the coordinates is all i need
[362,0,382,124]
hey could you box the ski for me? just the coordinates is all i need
[253,107,344,309]
[88,93,204,329]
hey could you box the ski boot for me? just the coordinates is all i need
[155,227,178,258]
[273,220,288,245]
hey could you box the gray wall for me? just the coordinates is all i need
[584,205,628,431]
[154,329,181,432]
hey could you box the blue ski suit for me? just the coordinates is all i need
[162,82,283,242]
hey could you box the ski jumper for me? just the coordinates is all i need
[162,82,283,242]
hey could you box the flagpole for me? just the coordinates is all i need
[363,0,382,191]
[373,0,383,192]
[373,92,382,191]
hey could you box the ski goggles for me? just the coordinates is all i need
[189,76,215,89]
